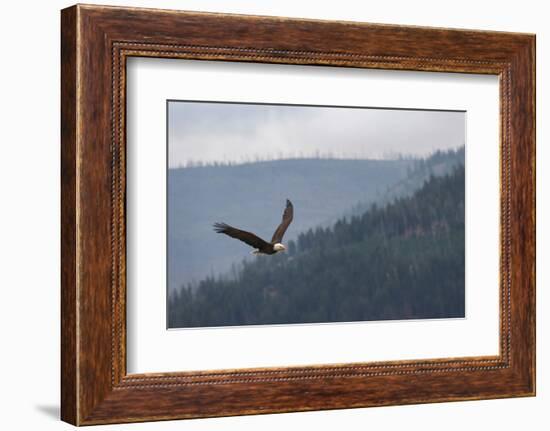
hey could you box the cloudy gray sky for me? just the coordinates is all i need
[168,101,465,168]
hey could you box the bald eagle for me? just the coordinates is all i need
[213,199,294,255]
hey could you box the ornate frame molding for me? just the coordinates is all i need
[61,5,535,425]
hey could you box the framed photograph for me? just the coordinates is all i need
[61,4,535,425]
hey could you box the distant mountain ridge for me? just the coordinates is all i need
[168,148,464,292]
[168,157,415,291]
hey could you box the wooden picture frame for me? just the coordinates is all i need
[61,4,535,425]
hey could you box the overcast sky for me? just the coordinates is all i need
[168,101,465,168]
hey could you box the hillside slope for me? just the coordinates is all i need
[168,149,464,291]
[168,157,415,290]
[168,164,465,328]
[345,146,465,220]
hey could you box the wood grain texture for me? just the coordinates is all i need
[60,4,535,425]
[60,5,78,425]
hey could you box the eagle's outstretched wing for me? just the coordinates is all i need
[271,199,294,243]
[213,222,269,250]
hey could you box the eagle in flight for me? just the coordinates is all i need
[213,199,294,255]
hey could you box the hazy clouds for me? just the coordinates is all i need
[168,101,465,168]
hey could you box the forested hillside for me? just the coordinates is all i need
[168,163,465,328]
[345,146,465,219]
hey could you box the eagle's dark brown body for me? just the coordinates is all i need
[213,199,294,255]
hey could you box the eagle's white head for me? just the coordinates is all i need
[273,243,286,252]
